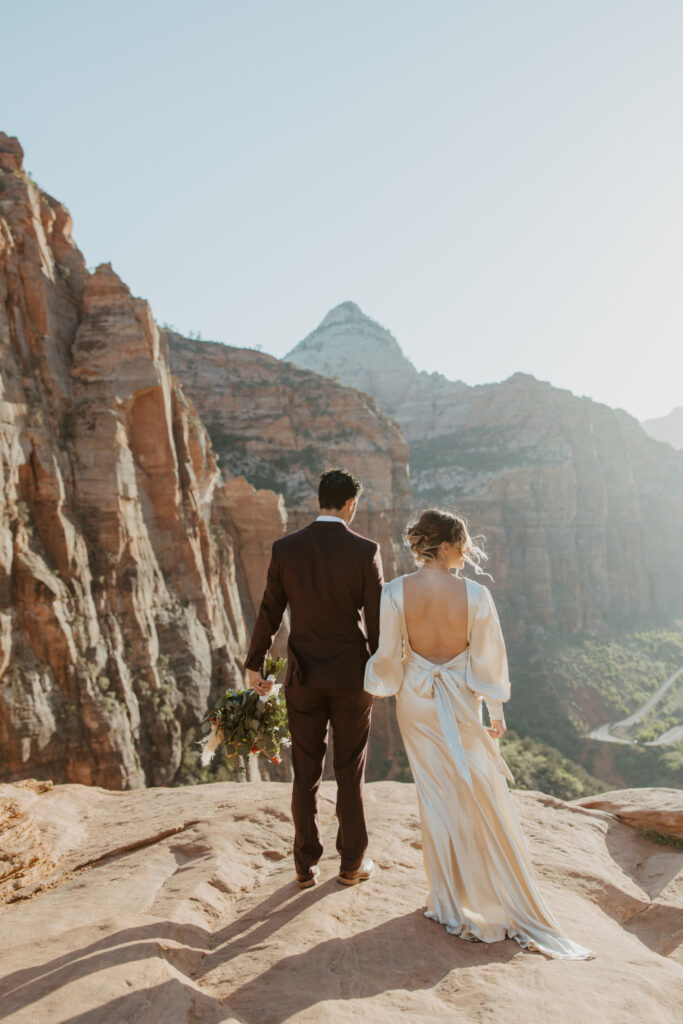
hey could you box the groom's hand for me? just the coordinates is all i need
[248,669,273,697]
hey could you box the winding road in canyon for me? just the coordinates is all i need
[589,665,683,746]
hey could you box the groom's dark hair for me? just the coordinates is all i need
[318,468,363,509]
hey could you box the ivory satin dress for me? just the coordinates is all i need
[364,575,593,960]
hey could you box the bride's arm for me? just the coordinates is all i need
[466,585,511,728]
[364,584,404,697]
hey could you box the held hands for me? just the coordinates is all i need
[487,719,506,740]
[248,668,274,697]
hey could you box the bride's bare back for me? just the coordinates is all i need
[403,569,468,664]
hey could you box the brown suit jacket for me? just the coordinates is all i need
[245,520,384,689]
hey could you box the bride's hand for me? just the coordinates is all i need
[487,719,506,740]
[248,669,273,697]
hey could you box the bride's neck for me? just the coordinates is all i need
[420,559,452,575]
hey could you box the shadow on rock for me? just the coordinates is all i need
[221,905,520,1024]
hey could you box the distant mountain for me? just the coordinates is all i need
[286,301,428,411]
[166,330,412,581]
[642,407,683,449]
[287,302,683,634]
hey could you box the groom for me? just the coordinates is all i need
[245,468,384,889]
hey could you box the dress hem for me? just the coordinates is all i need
[424,910,595,961]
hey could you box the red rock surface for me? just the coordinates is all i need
[0,779,681,1022]
[167,332,413,582]
[577,788,683,841]
[167,335,414,780]
[0,134,285,789]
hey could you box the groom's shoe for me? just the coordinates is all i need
[337,857,374,886]
[296,865,320,890]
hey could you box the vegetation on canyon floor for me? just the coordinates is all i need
[508,627,683,790]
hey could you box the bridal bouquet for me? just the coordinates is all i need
[200,654,290,769]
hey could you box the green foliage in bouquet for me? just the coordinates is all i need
[203,654,289,769]
[263,654,286,679]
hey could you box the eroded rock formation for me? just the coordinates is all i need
[167,332,413,581]
[0,134,285,788]
[167,335,414,778]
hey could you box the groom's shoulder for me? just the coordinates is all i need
[273,523,379,558]
[273,524,313,552]
[345,526,380,555]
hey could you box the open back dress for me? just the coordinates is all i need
[364,575,593,960]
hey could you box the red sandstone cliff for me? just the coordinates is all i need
[166,335,414,780]
[0,136,414,790]
[0,134,285,788]
[166,332,413,581]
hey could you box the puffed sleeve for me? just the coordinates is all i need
[466,584,510,725]
[364,582,405,697]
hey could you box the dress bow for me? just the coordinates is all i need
[431,668,474,790]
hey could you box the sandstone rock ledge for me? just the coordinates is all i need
[0,781,681,1024]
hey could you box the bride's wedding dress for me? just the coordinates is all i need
[364,575,593,960]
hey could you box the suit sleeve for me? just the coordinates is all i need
[244,543,288,672]
[362,543,384,654]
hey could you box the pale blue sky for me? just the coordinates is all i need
[4,0,682,420]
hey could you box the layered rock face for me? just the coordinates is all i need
[0,134,285,789]
[288,303,683,633]
[167,332,413,581]
[2,778,682,1022]
[167,335,413,780]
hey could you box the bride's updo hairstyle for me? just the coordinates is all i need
[405,508,490,577]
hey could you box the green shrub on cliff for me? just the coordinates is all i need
[500,731,605,800]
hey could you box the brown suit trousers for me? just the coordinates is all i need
[245,520,384,873]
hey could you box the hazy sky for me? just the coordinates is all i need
[4,1,682,420]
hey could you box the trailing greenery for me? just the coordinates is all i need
[174,727,246,785]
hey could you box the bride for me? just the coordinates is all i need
[364,508,593,960]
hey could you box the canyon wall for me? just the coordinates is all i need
[0,137,412,789]
[0,134,285,788]
[166,334,414,779]
[167,332,413,581]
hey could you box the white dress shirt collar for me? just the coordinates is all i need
[316,515,347,525]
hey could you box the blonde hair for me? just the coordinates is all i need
[405,508,490,578]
